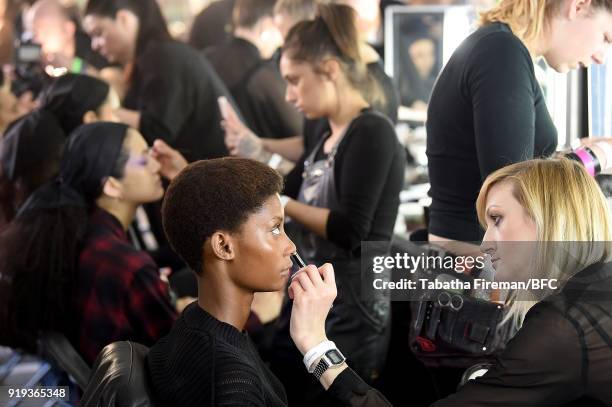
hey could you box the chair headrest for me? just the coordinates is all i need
[80,341,155,407]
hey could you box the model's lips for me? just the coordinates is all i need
[280,263,292,276]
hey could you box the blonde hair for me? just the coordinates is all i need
[479,0,612,46]
[476,158,612,329]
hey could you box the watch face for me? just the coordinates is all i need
[326,349,344,364]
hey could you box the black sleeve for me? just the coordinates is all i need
[326,115,399,251]
[468,32,540,180]
[328,368,393,406]
[432,303,584,406]
[134,44,196,145]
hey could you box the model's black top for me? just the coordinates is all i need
[285,109,405,254]
[147,302,287,406]
[147,302,392,406]
[205,37,302,139]
[426,23,558,241]
[123,40,230,162]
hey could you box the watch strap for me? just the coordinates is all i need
[312,357,330,380]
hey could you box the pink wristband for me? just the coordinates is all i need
[575,148,596,177]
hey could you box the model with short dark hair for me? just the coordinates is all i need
[146,157,393,407]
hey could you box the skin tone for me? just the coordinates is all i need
[193,193,347,388]
[30,3,76,64]
[83,11,142,128]
[529,0,612,73]
[288,262,349,389]
[96,129,164,230]
[223,9,381,167]
[273,12,295,39]
[28,0,107,76]
[197,194,295,330]
[480,181,538,282]
[280,54,370,238]
[409,38,436,80]
[336,0,381,43]
[234,16,283,59]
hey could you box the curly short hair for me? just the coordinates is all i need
[162,157,283,274]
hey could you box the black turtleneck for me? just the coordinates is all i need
[146,302,288,406]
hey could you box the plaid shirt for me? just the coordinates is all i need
[76,208,177,364]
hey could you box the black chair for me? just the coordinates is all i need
[80,342,155,407]
[41,331,91,390]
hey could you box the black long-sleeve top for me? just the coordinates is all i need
[426,23,558,241]
[285,110,406,254]
[204,37,303,139]
[123,40,231,162]
[146,302,391,406]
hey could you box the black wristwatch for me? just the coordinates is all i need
[312,348,346,380]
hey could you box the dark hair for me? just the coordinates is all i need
[84,0,171,57]
[0,123,130,352]
[232,0,276,29]
[282,3,382,107]
[0,111,66,226]
[162,157,283,274]
[41,73,111,134]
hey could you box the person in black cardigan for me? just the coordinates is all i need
[146,157,390,406]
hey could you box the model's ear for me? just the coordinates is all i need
[101,176,123,199]
[209,231,236,261]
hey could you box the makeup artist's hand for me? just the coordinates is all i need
[221,100,264,159]
[289,263,337,355]
[151,139,188,180]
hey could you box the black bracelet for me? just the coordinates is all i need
[583,146,602,175]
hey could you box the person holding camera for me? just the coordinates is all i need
[27,0,108,76]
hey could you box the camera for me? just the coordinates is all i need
[11,35,47,97]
